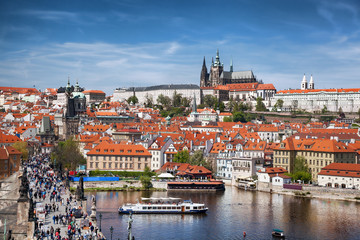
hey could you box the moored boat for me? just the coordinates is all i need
[272,229,285,238]
[118,197,208,214]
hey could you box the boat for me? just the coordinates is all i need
[272,229,285,238]
[167,180,225,191]
[236,178,256,190]
[118,197,208,214]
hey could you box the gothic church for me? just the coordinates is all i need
[200,49,258,87]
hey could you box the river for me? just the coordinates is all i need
[85,186,360,240]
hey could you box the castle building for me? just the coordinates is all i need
[200,49,257,87]
[271,75,360,113]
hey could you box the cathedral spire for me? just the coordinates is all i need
[193,93,197,113]
[230,57,233,72]
[214,49,221,66]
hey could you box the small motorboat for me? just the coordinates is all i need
[272,229,285,238]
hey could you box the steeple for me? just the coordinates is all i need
[66,76,71,93]
[211,57,214,66]
[309,74,314,89]
[301,74,308,90]
[214,49,221,66]
[74,79,80,92]
[230,57,233,72]
[193,93,197,113]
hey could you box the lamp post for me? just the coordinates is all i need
[99,213,102,232]
[110,226,114,240]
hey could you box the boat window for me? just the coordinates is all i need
[167,207,171,209]
[153,207,157,209]
[148,207,152,209]
[177,207,181,209]
[172,207,176,209]
[194,207,198,210]
[142,207,147,210]
[186,207,190,210]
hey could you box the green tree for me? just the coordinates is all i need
[289,156,312,183]
[140,175,152,190]
[144,94,153,108]
[223,116,233,122]
[181,97,192,108]
[203,95,217,108]
[157,94,172,110]
[173,150,190,163]
[272,99,284,111]
[321,105,328,114]
[233,111,246,122]
[255,97,267,112]
[127,96,138,105]
[51,138,86,170]
[172,91,182,107]
[12,141,28,161]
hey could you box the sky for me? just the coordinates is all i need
[1,0,360,95]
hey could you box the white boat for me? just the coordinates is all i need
[118,197,208,214]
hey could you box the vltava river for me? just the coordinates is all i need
[85,186,360,240]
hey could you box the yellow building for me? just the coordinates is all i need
[86,142,151,171]
[273,137,356,181]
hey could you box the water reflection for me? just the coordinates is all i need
[85,187,360,240]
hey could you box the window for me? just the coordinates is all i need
[115,163,118,168]
[138,163,141,169]
[109,163,112,168]
[95,162,98,168]
[103,163,106,168]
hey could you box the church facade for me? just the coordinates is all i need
[200,49,257,87]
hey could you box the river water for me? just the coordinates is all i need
[85,186,360,240]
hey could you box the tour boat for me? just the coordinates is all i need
[118,197,208,214]
[272,229,285,238]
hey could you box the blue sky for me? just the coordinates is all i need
[1,0,360,95]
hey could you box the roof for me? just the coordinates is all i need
[319,163,360,178]
[118,84,200,92]
[221,70,254,80]
[87,142,151,156]
[82,90,105,94]
[277,88,360,94]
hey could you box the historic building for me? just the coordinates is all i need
[273,136,357,181]
[200,49,257,87]
[271,75,360,113]
[112,84,200,106]
[86,142,152,171]
[0,146,22,179]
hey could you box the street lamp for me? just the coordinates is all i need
[99,213,102,232]
[110,226,114,240]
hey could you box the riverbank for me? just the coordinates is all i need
[70,186,166,192]
[257,186,360,202]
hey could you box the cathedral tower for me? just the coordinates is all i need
[200,57,209,87]
[301,74,308,90]
[309,74,314,89]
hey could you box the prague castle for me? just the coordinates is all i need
[200,49,257,87]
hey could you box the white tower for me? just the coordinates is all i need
[309,74,314,89]
[301,74,307,90]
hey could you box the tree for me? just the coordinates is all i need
[223,116,233,122]
[321,105,328,114]
[51,138,86,170]
[12,141,28,161]
[127,96,138,105]
[173,150,190,163]
[255,97,267,112]
[181,97,192,108]
[157,94,171,110]
[144,94,153,108]
[172,91,182,107]
[289,156,312,183]
[203,95,217,108]
[272,99,284,111]
[140,175,152,189]
[233,112,246,122]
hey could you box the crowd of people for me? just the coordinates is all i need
[26,154,105,240]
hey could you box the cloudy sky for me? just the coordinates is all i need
[1,0,360,95]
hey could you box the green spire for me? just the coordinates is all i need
[193,93,197,113]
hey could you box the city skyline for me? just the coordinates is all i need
[1,0,360,94]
